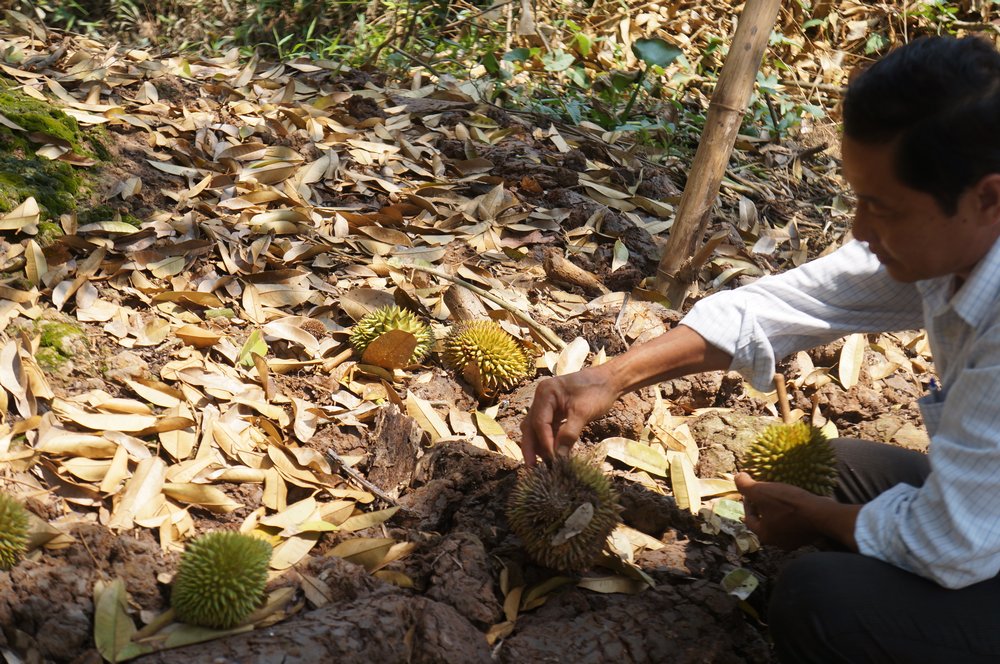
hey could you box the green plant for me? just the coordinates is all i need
[620,38,682,123]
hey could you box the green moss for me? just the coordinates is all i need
[0,89,83,148]
[0,81,100,219]
[0,156,81,217]
[36,221,63,247]
[78,204,142,228]
[39,321,85,356]
[85,126,112,162]
[34,346,66,371]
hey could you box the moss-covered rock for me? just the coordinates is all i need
[0,81,100,218]
[0,87,84,147]
[35,346,66,371]
[39,321,86,355]
[36,220,63,247]
[77,204,142,228]
[0,155,80,217]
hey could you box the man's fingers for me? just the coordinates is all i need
[520,394,558,467]
[734,472,756,493]
[553,412,586,452]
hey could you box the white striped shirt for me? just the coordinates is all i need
[682,238,1000,588]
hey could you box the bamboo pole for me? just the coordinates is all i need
[773,373,791,424]
[654,0,783,306]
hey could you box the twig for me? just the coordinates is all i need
[441,0,518,30]
[763,91,782,139]
[326,449,399,506]
[321,346,355,373]
[779,78,845,95]
[394,262,567,350]
[387,46,443,79]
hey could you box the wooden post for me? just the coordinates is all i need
[654,0,783,306]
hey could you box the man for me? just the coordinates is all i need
[520,36,1000,662]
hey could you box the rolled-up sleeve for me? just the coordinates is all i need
[681,240,924,390]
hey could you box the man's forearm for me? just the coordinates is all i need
[598,324,734,397]
[807,499,862,551]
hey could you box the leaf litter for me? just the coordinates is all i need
[0,11,943,664]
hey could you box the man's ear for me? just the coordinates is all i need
[973,174,1000,226]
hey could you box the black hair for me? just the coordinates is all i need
[842,36,1000,215]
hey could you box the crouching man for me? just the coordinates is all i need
[520,36,1000,663]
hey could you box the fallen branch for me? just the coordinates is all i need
[393,262,567,350]
[326,449,399,507]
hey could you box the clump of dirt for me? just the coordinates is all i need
[0,525,171,661]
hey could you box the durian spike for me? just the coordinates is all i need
[774,373,791,424]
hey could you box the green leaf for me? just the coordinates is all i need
[482,52,501,76]
[94,578,152,663]
[542,50,576,73]
[503,47,532,62]
[573,32,594,58]
[567,66,588,88]
[721,567,760,601]
[631,38,682,68]
[610,71,640,92]
[238,328,269,367]
[865,33,889,55]
[611,239,629,273]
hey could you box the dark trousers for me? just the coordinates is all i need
[769,439,1000,663]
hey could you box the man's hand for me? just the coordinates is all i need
[520,366,619,467]
[736,472,861,551]
[735,473,826,549]
[518,326,733,467]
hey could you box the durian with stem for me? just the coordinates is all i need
[507,455,622,573]
[349,305,434,365]
[741,374,838,496]
[171,531,272,629]
[0,493,30,570]
[442,320,532,398]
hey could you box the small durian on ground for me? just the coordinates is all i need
[741,421,838,496]
[442,320,532,398]
[0,493,30,570]
[171,531,272,629]
[349,305,434,366]
[507,455,622,573]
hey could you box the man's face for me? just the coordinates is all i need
[841,136,996,283]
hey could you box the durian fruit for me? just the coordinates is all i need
[349,305,434,365]
[741,421,838,496]
[442,321,532,398]
[0,493,30,570]
[507,455,622,573]
[171,531,272,629]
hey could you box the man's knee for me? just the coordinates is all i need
[768,552,860,664]
[769,553,829,637]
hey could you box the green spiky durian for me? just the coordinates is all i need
[507,456,622,573]
[742,422,838,496]
[349,305,434,364]
[171,531,272,629]
[442,321,532,397]
[0,494,30,570]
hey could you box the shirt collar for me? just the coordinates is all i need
[946,235,1000,327]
